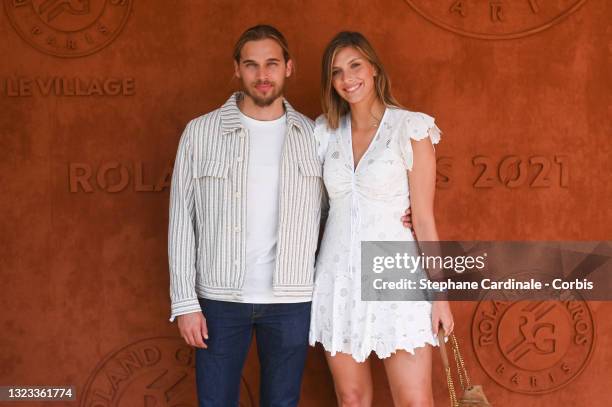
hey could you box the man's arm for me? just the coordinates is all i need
[168,120,201,322]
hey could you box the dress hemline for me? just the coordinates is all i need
[308,334,447,364]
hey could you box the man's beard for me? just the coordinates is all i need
[243,81,284,107]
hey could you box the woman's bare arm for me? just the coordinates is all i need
[407,137,438,241]
[407,136,454,336]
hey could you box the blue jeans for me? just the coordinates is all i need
[195,298,311,407]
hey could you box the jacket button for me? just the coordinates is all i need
[236,156,243,163]
[234,226,240,233]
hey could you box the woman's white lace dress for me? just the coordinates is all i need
[308,106,444,363]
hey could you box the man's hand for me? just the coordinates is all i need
[401,207,413,230]
[177,312,208,349]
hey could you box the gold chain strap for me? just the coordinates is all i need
[450,333,472,390]
[444,365,459,407]
[441,330,475,406]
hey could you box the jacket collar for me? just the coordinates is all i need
[220,91,303,134]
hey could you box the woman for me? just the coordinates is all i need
[308,31,454,407]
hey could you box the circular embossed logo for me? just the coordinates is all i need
[404,0,587,39]
[4,0,132,57]
[472,298,595,394]
[81,337,255,407]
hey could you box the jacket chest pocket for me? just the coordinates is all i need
[193,160,230,179]
[193,160,231,219]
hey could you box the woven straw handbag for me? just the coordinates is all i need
[437,329,492,407]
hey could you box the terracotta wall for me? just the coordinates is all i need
[1,1,610,406]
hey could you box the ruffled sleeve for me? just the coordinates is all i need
[397,111,442,171]
[314,114,331,164]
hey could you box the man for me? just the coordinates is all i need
[168,25,413,406]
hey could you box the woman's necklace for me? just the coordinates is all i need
[369,110,381,128]
[352,108,383,130]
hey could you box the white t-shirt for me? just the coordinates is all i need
[239,111,307,303]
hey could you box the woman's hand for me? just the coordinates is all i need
[431,300,454,337]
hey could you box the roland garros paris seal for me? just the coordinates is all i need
[404,0,588,39]
[81,337,255,407]
[472,298,595,394]
[4,0,132,57]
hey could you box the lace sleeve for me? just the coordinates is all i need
[398,111,442,171]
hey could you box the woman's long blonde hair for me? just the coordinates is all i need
[321,31,402,129]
